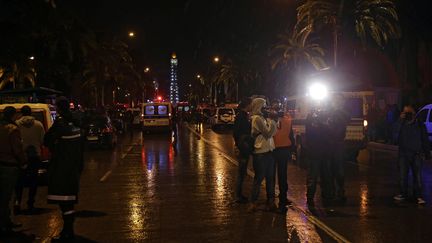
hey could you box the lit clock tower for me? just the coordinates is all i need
[169,53,179,103]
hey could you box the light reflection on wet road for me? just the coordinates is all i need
[9,124,432,242]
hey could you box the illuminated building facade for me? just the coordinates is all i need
[169,53,179,103]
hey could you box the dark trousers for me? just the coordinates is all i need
[15,156,40,208]
[250,152,275,203]
[398,153,423,198]
[59,202,75,235]
[306,156,332,201]
[235,153,249,199]
[0,165,19,228]
[329,146,345,199]
[273,147,290,207]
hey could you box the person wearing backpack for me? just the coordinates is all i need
[393,105,430,205]
[14,105,46,213]
[233,97,252,203]
[248,97,277,212]
[44,97,84,240]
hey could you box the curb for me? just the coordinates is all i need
[367,142,398,151]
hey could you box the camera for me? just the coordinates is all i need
[404,112,413,121]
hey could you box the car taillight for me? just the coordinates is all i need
[40,146,51,162]
[102,127,112,133]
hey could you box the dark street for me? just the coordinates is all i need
[1,124,431,242]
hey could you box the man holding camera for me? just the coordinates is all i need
[394,105,430,204]
[327,95,350,202]
[305,108,332,207]
[272,102,295,212]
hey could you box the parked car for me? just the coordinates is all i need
[416,104,432,142]
[210,107,236,129]
[83,115,117,149]
[127,108,142,128]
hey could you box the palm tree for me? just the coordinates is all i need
[0,61,36,90]
[295,0,400,66]
[271,30,327,71]
[212,57,262,103]
[81,38,137,106]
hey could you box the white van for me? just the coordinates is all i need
[416,104,432,142]
[141,102,173,133]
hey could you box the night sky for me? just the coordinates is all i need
[60,0,297,96]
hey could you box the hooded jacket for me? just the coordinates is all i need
[0,119,26,167]
[250,98,276,154]
[16,116,45,156]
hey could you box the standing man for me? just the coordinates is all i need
[328,95,350,203]
[44,97,84,240]
[394,105,430,204]
[272,104,295,212]
[232,97,252,203]
[14,105,45,213]
[0,107,26,235]
[248,97,277,212]
[305,108,332,207]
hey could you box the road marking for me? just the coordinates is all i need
[99,170,112,182]
[187,125,351,243]
[99,138,140,182]
[121,145,134,159]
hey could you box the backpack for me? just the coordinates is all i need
[238,133,260,155]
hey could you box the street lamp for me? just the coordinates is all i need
[128,32,135,37]
[213,56,220,63]
[196,74,201,79]
[144,67,150,73]
[29,56,35,60]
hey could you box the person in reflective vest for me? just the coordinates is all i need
[44,97,84,241]
[272,103,295,212]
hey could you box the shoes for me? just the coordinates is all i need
[277,205,288,214]
[13,205,21,215]
[417,198,426,205]
[393,194,405,201]
[307,199,315,207]
[247,203,258,213]
[235,195,249,204]
[266,203,277,212]
[7,222,22,228]
[51,233,75,241]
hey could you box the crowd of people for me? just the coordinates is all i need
[0,97,84,240]
[232,96,431,213]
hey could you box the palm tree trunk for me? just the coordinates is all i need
[101,85,105,106]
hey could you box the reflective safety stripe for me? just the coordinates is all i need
[47,195,77,201]
[63,210,75,215]
[61,134,81,139]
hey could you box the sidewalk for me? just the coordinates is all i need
[367,141,398,152]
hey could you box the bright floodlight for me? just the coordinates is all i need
[308,83,328,100]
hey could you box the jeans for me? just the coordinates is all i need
[273,148,290,206]
[398,153,423,198]
[15,156,40,208]
[235,153,249,199]
[0,165,19,228]
[306,156,332,201]
[330,146,345,199]
[250,152,275,203]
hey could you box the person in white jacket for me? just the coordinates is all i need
[248,97,277,212]
[14,105,45,212]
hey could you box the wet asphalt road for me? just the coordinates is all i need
[3,122,432,242]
